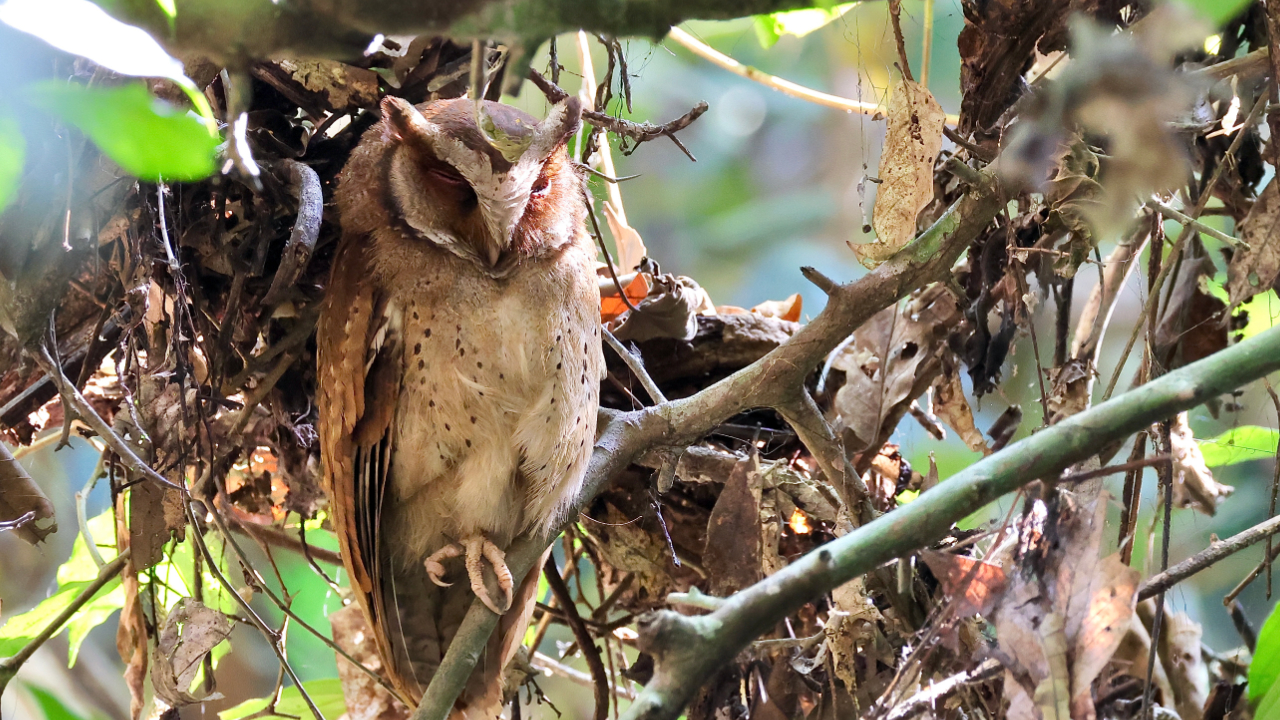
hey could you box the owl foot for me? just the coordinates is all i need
[422,536,513,614]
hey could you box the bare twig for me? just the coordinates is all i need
[543,555,610,720]
[884,659,1002,720]
[1131,512,1280,600]
[528,69,707,160]
[603,329,666,404]
[666,26,960,124]
[35,343,184,492]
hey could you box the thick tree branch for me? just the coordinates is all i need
[410,170,1004,720]
[620,322,1280,720]
[104,0,843,69]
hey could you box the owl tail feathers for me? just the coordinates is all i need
[382,549,548,717]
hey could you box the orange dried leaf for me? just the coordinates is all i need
[751,293,803,323]
[600,273,650,322]
[919,548,1008,618]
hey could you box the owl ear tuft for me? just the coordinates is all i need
[381,96,432,143]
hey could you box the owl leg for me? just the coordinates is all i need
[423,543,463,587]
[461,535,514,614]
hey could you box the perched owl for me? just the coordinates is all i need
[317,95,604,714]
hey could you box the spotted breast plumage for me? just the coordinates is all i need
[317,95,604,716]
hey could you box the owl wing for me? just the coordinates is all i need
[316,234,413,704]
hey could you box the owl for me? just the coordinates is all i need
[317,95,604,714]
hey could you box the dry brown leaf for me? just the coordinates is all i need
[1067,553,1139,720]
[1153,240,1228,371]
[0,441,55,544]
[856,77,945,268]
[1227,177,1280,310]
[1047,359,1091,425]
[704,458,762,595]
[932,358,989,454]
[331,603,408,720]
[1159,611,1208,720]
[130,479,186,571]
[611,273,702,342]
[151,598,232,706]
[604,200,649,274]
[751,294,803,323]
[831,286,960,450]
[919,549,1008,618]
[1169,412,1233,516]
[993,495,1140,720]
[115,495,148,720]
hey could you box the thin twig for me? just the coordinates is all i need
[1137,511,1280,600]
[884,659,1002,720]
[665,26,959,124]
[1059,455,1169,485]
[1145,198,1246,249]
[602,329,666,404]
[183,500,326,720]
[543,555,610,720]
[528,68,707,160]
[35,343,184,492]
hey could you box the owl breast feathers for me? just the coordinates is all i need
[317,95,605,714]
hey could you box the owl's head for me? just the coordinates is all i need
[379,96,585,271]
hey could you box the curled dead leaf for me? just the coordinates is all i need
[1169,412,1233,515]
[1227,177,1280,310]
[0,441,55,544]
[932,357,989,454]
[856,77,945,268]
[151,598,233,706]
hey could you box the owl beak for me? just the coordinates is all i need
[479,201,523,267]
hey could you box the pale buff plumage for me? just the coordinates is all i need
[317,95,603,715]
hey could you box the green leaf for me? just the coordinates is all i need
[155,0,176,18]
[0,578,119,657]
[0,106,24,214]
[1260,680,1280,720]
[1198,425,1279,467]
[1174,0,1253,27]
[65,583,124,667]
[753,2,859,48]
[219,678,348,720]
[26,81,218,181]
[24,683,92,720]
[1253,603,1280,706]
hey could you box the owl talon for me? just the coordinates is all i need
[423,544,463,587]
[462,536,514,614]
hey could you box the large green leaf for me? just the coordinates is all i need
[1198,425,1279,468]
[24,683,93,720]
[0,107,24,214]
[219,679,348,720]
[0,578,120,657]
[1254,603,1280,707]
[25,81,218,182]
[753,2,859,48]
